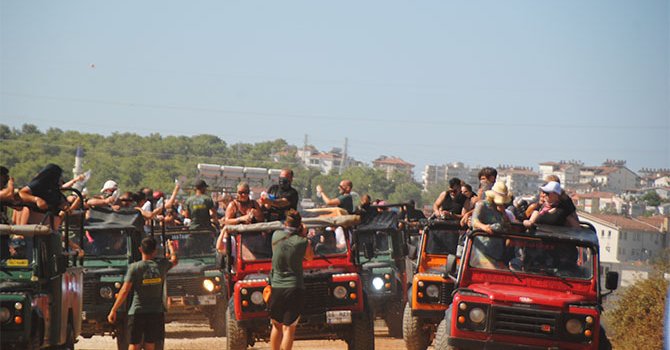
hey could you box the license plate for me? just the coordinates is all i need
[168,296,185,307]
[326,310,352,325]
[198,295,216,305]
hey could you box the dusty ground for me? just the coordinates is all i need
[76,320,433,349]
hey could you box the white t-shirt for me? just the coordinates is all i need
[335,227,346,248]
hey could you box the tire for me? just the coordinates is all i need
[26,316,43,350]
[211,301,227,337]
[384,300,404,339]
[598,325,612,350]
[402,302,430,350]
[347,309,375,350]
[115,316,129,350]
[226,299,248,350]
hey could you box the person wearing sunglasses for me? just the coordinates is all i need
[224,182,264,226]
[316,180,354,214]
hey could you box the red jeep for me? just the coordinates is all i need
[434,224,618,350]
[222,215,375,350]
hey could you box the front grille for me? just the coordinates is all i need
[439,282,454,305]
[491,306,559,338]
[167,275,203,296]
[303,279,331,310]
[83,278,99,306]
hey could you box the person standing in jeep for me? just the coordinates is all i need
[183,179,218,231]
[316,179,354,214]
[108,237,178,350]
[260,168,299,221]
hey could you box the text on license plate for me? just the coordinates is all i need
[198,295,216,305]
[326,310,352,325]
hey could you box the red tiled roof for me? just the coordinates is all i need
[580,212,665,233]
[373,156,414,167]
[573,192,616,199]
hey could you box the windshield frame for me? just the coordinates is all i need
[466,231,595,281]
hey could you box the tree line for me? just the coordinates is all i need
[0,123,444,207]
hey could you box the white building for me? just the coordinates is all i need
[573,192,622,214]
[579,212,668,265]
[538,161,582,188]
[422,164,446,191]
[497,166,541,196]
[654,176,670,188]
[372,156,414,180]
[296,146,356,174]
[591,163,639,194]
[421,162,478,191]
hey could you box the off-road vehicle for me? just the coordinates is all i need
[78,207,144,350]
[403,219,462,350]
[434,224,618,350]
[223,215,375,350]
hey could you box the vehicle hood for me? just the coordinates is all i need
[84,266,127,278]
[168,260,214,275]
[83,258,129,269]
[467,283,590,308]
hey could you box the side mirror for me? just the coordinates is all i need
[605,271,619,291]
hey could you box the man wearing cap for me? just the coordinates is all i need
[183,180,218,231]
[86,180,119,208]
[523,181,579,228]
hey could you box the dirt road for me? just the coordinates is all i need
[76,320,432,349]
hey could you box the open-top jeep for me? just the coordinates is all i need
[353,208,408,338]
[223,215,375,350]
[434,224,618,350]
[403,219,462,350]
[78,207,143,349]
[0,205,84,349]
[162,227,226,336]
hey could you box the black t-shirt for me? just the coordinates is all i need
[266,185,299,221]
[535,199,576,226]
[439,193,466,215]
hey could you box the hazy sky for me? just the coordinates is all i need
[2,0,668,175]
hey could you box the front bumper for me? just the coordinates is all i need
[448,336,594,350]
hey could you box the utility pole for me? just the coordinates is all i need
[303,134,308,167]
[339,137,348,174]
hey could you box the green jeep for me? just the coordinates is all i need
[78,207,144,350]
[163,227,226,336]
[0,216,84,349]
[353,208,409,338]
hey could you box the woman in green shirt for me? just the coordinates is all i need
[268,209,313,350]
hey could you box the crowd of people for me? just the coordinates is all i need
[0,162,586,350]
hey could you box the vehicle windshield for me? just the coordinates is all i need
[82,229,128,257]
[170,232,216,258]
[469,234,594,280]
[425,228,460,255]
[357,230,391,261]
[310,226,348,256]
[240,231,274,261]
[0,234,34,264]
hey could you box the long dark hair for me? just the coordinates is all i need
[28,163,66,211]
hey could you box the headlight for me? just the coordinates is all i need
[468,307,486,324]
[203,279,215,292]
[99,286,114,299]
[333,286,348,299]
[0,307,10,323]
[425,284,440,298]
[565,318,584,335]
[14,302,23,311]
[372,277,384,290]
[114,282,122,289]
[250,291,264,305]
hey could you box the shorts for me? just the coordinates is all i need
[268,287,305,325]
[128,312,165,344]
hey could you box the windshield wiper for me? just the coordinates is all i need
[545,269,573,288]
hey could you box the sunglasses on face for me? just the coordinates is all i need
[238,191,249,195]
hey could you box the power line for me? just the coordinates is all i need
[3,91,668,130]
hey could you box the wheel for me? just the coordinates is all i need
[402,302,430,350]
[226,298,248,350]
[384,300,404,338]
[115,316,129,350]
[26,316,43,350]
[347,309,375,350]
[598,325,612,350]
[211,301,227,337]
